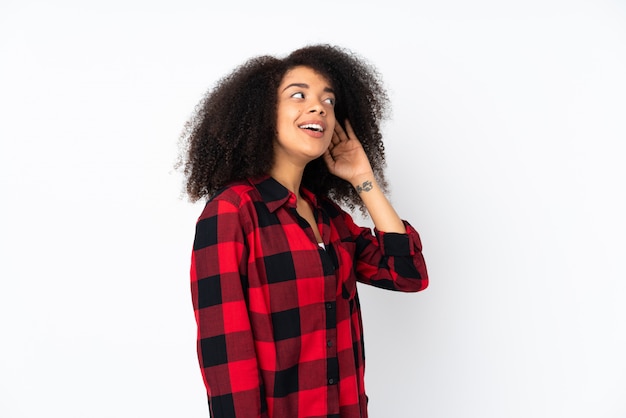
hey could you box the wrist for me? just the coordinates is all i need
[351,174,376,193]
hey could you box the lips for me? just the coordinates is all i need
[299,123,324,132]
[298,121,326,133]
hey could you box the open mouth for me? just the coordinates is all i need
[299,123,324,133]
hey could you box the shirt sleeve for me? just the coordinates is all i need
[342,211,429,293]
[191,197,267,418]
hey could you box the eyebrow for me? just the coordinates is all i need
[281,83,335,94]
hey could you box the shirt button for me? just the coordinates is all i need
[326,303,332,309]
[328,378,335,385]
[327,340,333,347]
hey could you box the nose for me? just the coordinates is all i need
[308,100,325,115]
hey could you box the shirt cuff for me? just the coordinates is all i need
[375,221,421,257]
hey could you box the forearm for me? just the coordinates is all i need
[351,174,405,233]
[339,200,429,292]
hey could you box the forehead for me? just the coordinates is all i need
[279,66,333,88]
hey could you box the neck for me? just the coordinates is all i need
[269,160,305,196]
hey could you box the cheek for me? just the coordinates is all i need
[327,117,336,135]
[275,109,292,130]
[277,107,301,125]
[328,116,336,130]
[324,125,335,144]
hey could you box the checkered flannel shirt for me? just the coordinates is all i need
[191,175,428,418]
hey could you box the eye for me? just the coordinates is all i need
[291,92,304,99]
[324,97,336,106]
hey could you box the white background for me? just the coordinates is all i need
[1,0,625,417]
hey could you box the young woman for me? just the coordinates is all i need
[178,44,428,418]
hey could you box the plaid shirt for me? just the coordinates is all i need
[191,175,428,418]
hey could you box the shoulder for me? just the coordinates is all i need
[197,180,261,221]
[212,180,259,206]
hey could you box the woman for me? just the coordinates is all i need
[178,44,428,418]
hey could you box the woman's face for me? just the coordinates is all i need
[274,66,336,167]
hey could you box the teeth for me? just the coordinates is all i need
[299,124,323,132]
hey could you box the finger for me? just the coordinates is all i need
[344,119,356,139]
[323,148,335,166]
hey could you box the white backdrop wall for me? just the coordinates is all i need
[1,1,625,417]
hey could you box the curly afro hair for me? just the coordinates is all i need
[176,44,391,213]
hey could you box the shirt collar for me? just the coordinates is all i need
[248,175,319,213]
[248,175,295,213]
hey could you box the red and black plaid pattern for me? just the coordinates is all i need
[191,175,428,418]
